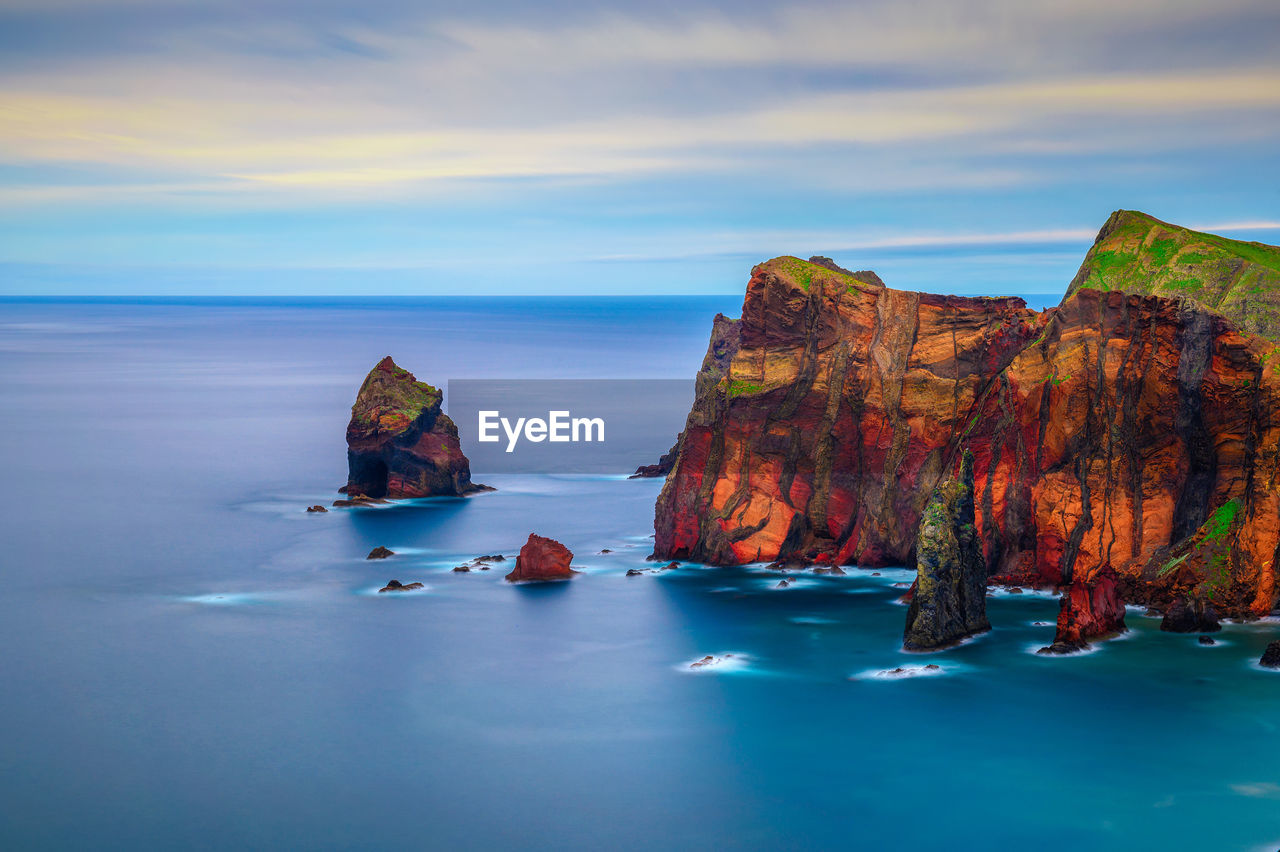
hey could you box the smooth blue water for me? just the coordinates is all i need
[2,297,1280,851]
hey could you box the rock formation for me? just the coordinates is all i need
[629,442,678,478]
[505,534,577,582]
[343,356,490,499]
[1159,595,1222,633]
[1260,641,1280,669]
[367,546,394,560]
[903,450,990,650]
[1038,566,1126,654]
[378,580,424,593]
[1067,210,1280,342]
[653,215,1280,621]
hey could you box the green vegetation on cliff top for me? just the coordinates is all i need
[351,356,441,433]
[1068,210,1280,341]
[762,256,877,294]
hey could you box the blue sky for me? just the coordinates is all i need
[1,0,1278,296]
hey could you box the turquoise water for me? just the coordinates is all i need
[2,298,1279,851]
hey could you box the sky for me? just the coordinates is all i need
[1,0,1278,297]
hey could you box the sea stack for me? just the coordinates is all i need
[1260,641,1280,669]
[1039,566,1127,654]
[505,534,578,582]
[343,356,490,499]
[903,450,990,651]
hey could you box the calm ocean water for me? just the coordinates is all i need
[2,296,1279,851]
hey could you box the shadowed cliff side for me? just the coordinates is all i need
[344,356,490,498]
[653,218,1280,620]
[903,450,990,651]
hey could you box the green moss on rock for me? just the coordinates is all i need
[1067,210,1280,341]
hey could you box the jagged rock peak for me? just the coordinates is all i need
[344,356,490,499]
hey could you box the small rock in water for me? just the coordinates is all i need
[924,664,940,670]
[871,572,881,576]
[1006,587,1023,594]
[626,569,644,577]
[452,565,471,572]
[599,549,613,554]
[777,579,792,588]
[1037,641,1088,655]
[367,546,394,560]
[1198,635,1216,646]
[333,494,388,508]
[660,561,680,571]
[1260,641,1280,669]
[305,505,327,513]
[690,655,717,669]
[378,579,424,593]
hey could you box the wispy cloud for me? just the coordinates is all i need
[0,0,1277,292]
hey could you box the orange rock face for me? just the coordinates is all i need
[506,534,577,582]
[653,257,1280,620]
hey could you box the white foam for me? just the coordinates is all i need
[852,663,953,681]
[679,653,751,674]
[988,586,1059,599]
[789,616,838,625]
[179,592,272,606]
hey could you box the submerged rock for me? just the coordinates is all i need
[1160,596,1222,633]
[1198,636,1217,646]
[505,534,577,582]
[1039,566,1127,654]
[690,653,735,669]
[378,580,424,593]
[903,450,989,651]
[333,494,387,508]
[1260,641,1280,669]
[367,546,394,560]
[626,569,645,577]
[343,356,491,499]
[305,505,328,513]
[453,554,506,572]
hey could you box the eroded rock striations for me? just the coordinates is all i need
[343,356,490,499]
[903,450,990,650]
[505,534,577,582]
[653,215,1280,628]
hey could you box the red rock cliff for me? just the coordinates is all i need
[653,252,1280,620]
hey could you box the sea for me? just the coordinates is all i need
[2,296,1279,851]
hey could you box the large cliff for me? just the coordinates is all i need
[344,356,488,498]
[653,227,1280,620]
